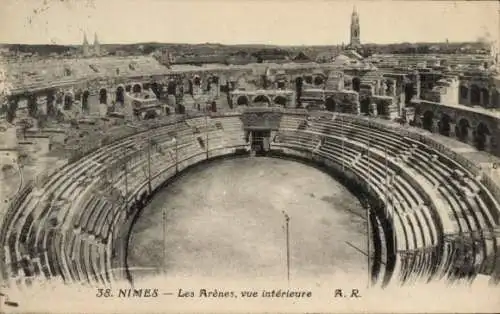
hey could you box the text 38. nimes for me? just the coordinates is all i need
[96,288,313,298]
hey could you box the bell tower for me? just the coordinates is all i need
[94,32,101,56]
[350,6,361,49]
[82,32,90,57]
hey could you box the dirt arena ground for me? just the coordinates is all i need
[127,157,368,285]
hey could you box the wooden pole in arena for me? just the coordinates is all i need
[282,211,291,284]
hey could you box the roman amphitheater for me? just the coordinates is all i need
[1,43,500,296]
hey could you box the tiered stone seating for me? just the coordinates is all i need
[2,110,499,289]
[275,111,500,284]
[278,114,307,130]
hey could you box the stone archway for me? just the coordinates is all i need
[276,80,286,89]
[475,122,490,151]
[456,118,470,142]
[480,88,489,107]
[352,77,361,92]
[144,110,159,120]
[63,93,74,110]
[237,95,249,106]
[360,98,370,114]
[470,85,480,105]
[253,95,271,106]
[295,77,303,105]
[304,76,313,85]
[404,82,416,104]
[55,92,63,107]
[132,84,142,94]
[193,76,201,86]
[167,81,177,95]
[116,86,125,104]
[314,76,324,86]
[376,102,385,116]
[82,90,90,111]
[438,113,451,137]
[492,89,499,108]
[125,85,132,93]
[74,90,82,104]
[459,85,469,100]
[47,91,56,116]
[325,97,336,112]
[274,96,287,107]
[99,89,108,105]
[27,95,37,117]
[151,82,161,99]
[422,111,434,132]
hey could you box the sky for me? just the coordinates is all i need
[0,0,498,46]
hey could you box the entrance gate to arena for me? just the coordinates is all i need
[248,129,271,154]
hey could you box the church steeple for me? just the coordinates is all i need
[350,6,361,49]
[82,32,90,57]
[93,32,100,56]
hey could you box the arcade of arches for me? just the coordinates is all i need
[459,83,499,108]
[421,111,493,152]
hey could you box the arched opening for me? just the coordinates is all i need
[193,76,201,86]
[422,111,434,132]
[47,91,55,115]
[304,76,313,84]
[277,80,285,89]
[314,76,324,86]
[27,95,37,117]
[253,95,271,106]
[188,80,194,95]
[438,114,451,137]
[459,85,468,100]
[82,91,90,111]
[56,93,63,106]
[376,102,385,116]
[74,90,82,103]
[352,77,361,92]
[144,110,159,120]
[475,123,490,151]
[64,94,73,110]
[470,85,480,105]
[206,77,212,92]
[480,88,489,107]
[492,90,499,108]
[125,85,132,93]
[360,98,370,114]
[295,77,303,104]
[99,89,107,105]
[132,84,142,94]
[325,97,336,112]
[167,81,177,95]
[116,86,125,104]
[404,83,415,104]
[151,82,160,99]
[237,96,249,106]
[456,118,470,142]
[274,96,287,107]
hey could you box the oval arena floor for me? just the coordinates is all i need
[127,157,367,284]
